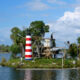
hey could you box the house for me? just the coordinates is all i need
[42,33,56,48]
[42,38,52,48]
[51,47,65,58]
[41,33,65,58]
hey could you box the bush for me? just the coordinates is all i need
[76,60,80,67]
[1,57,7,66]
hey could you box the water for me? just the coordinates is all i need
[0,53,80,80]
[0,67,80,80]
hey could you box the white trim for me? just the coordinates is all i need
[25,47,32,49]
[26,41,31,44]
[26,36,31,38]
[25,52,32,55]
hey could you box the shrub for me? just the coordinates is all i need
[1,57,7,66]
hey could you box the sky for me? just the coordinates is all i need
[0,0,80,47]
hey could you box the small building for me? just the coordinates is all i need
[41,33,56,58]
[42,38,52,48]
[42,33,56,48]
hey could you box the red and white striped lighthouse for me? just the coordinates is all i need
[25,35,32,60]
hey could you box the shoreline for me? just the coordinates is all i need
[0,58,80,69]
[16,67,80,70]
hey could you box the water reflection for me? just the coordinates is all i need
[9,68,25,80]
[24,70,32,80]
[24,69,80,80]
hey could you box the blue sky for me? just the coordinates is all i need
[0,0,80,47]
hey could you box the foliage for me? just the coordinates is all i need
[0,44,10,52]
[1,57,6,63]
[51,39,56,47]
[77,37,80,58]
[1,57,7,66]
[9,44,20,58]
[30,21,49,37]
[10,27,28,58]
[77,37,80,44]
[10,21,49,58]
[10,27,21,44]
[29,21,49,57]
[1,58,79,68]
[51,33,56,47]
[68,43,77,58]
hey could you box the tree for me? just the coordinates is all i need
[30,21,49,37]
[68,43,77,58]
[10,21,49,58]
[51,33,56,47]
[10,27,21,44]
[77,37,80,44]
[77,37,80,59]
[0,44,10,52]
[10,27,26,58]
[29,21,49,57]
[9,44,20,58]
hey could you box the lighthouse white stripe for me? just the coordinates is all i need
[26,41,31,44]
[25,57,32,59]
[25,52,32,55]
[25,47,32,49]
[26,36,31,38]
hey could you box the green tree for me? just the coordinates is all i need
[68,43,77,58]
[77,37,80,44]
[29,21,49,57]
[30,21,49,37]
[10,27,26,58]
[10,21,49,58]
[10,27,21,44]
[0,44,10,52]
[9,44,20,58]
[77,37,80,59]
[51,33,56,47]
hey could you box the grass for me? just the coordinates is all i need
[1,58,80,69]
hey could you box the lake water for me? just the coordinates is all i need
[0,53,80,80]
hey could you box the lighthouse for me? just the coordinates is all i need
[25,35,32,60]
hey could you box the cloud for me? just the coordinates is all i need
[48,7,80,46]
[47,0,66,5]
[27,0,49,11]
[75,29,80,33]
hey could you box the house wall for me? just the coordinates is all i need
[43,39,52,47]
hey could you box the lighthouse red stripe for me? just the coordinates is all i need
[26,38,31,41]
[25,55,32,57]
[25,44,31,46]
[25,49,32,52]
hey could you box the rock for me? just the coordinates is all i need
[52,63,56,65]
[12,63,16,65]
[32,60,35,62]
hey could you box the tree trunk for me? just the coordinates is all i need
[36,44,40,58]
[20,43,25,58]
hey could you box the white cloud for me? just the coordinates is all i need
[75,29,80,33]
[47,0,66,5]
[27,0,49,10]
[48,7,80,46]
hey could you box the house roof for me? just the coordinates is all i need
[50,47,65,51]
